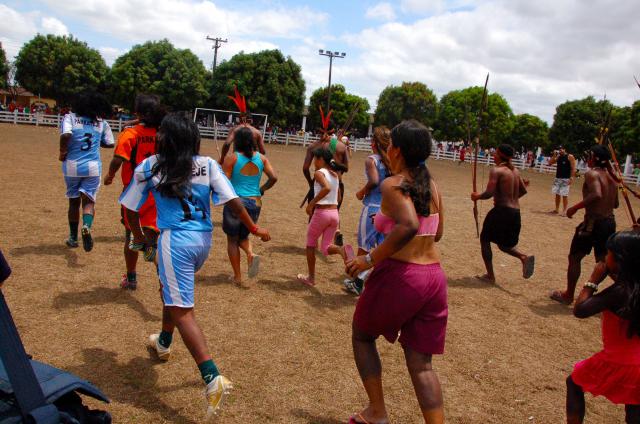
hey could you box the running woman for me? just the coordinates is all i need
[343,126,391,295]
[59,91,114,251]
[222,126,278,285]
[120,114,270,418]
[565,230,640,424]
[104,94,166,290]
[345,120,447,424]
[297,148,347,286]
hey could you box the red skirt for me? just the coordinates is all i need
[572,352,640,405]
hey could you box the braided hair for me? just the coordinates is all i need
[390,120,433,216]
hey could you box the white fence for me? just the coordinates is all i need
[1,110,639,185]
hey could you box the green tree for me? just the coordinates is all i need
[509,114,550,151]
[0,44,8,89]
[549,97,613,155]
[15,34,108,104]
[435,87,514,146]
[110,39,209,111]
[374,82,438,128]
[308,84,370,135]
[208,50,305,127]
[608,101,640,159]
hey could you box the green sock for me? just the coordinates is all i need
[82,214,94,228]
[69,221,79,240]
[158,330,172,348]
[198,359,220,385]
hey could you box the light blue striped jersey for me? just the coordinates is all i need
[61,113,114,177]
[362,154,389,207]
[120,155,238,231]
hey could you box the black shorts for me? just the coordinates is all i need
[222,198,261,240]
[569,216,616,258]
[480,206,521,248]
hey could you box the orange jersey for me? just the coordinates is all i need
[114,124,158,186]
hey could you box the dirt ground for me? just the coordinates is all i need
[0,123,638,423]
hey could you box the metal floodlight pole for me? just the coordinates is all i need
[318,49,346,112]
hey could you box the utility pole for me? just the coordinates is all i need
[206,36,227,72]
[318,49,346,111]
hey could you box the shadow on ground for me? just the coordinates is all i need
[68,348,200,424]
[290,408,343,424]
[53,286,160,322]
[11,243,83,268]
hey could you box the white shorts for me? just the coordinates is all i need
[552,178,571,197]
[157,230,212,308]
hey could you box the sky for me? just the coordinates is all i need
[1,0,639,123]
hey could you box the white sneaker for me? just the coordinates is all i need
[148,333,171,361]
[205,375,233,419]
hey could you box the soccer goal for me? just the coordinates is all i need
[193,108,269,141]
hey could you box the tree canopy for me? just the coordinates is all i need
[548,96,612,156]
[308,84,370,135]
[110,39,209,111]
[0,45,8,89]
[208,50,305,127]
[509,114,550,151]
[374,82,438,128]
[15,34,108,104]
[435,87,514,146]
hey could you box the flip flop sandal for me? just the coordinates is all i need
[549,290,572,305]
[344,245,355,262]
[248,255,261,278]
[523,256,535,279]
[296,274,315,287]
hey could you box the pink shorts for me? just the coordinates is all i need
[353,259,448,355]
[306,208,339,255]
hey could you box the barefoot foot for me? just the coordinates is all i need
[550,289,573,305]
[474,274,496,283]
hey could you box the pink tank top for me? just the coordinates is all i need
[374,211,439,236]
[601,310,640,364]
[374,179,440,236]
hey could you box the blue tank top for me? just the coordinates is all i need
[230,152,264,197]
[363,154,388,207]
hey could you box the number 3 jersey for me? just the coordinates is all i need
[119,155,238,232]
[61,113,115,177]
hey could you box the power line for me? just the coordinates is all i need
[206,36,227,72]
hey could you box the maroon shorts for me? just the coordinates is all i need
[353,259,448,355]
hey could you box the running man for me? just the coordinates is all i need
[550,145,618,305]
[549,146,576,216]
[104,94,166,290]
[120,114,270,418]
[471,144,535,283]
[59,91,114,251]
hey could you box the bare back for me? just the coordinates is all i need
[486,165,526,209]
[583,168,618,219]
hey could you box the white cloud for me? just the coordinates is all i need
[400,0,477,14]
[98,47,125,66]
[365,3,396,21]
[40,17,68,36]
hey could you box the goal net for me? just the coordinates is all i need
[193,108,269,141]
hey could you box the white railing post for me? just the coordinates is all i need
[13,110,17,124]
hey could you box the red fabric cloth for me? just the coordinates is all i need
[572,310,640,404]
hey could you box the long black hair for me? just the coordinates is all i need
[233,126,255,158]
[71,90,112,121]
[150,114,201,198]
[606,231,640,338]
[390,120,433,216]
[313,148,348,173]
[135,94,166,128]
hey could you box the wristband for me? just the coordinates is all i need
[584,281,598,292]
[364,253,373,266]
[250,225,259,235]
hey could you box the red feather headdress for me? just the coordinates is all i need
[228,85,247,118]
[319,106,333,134]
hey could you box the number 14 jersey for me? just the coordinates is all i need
[61,112,115,177]
[119,155,238,232]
